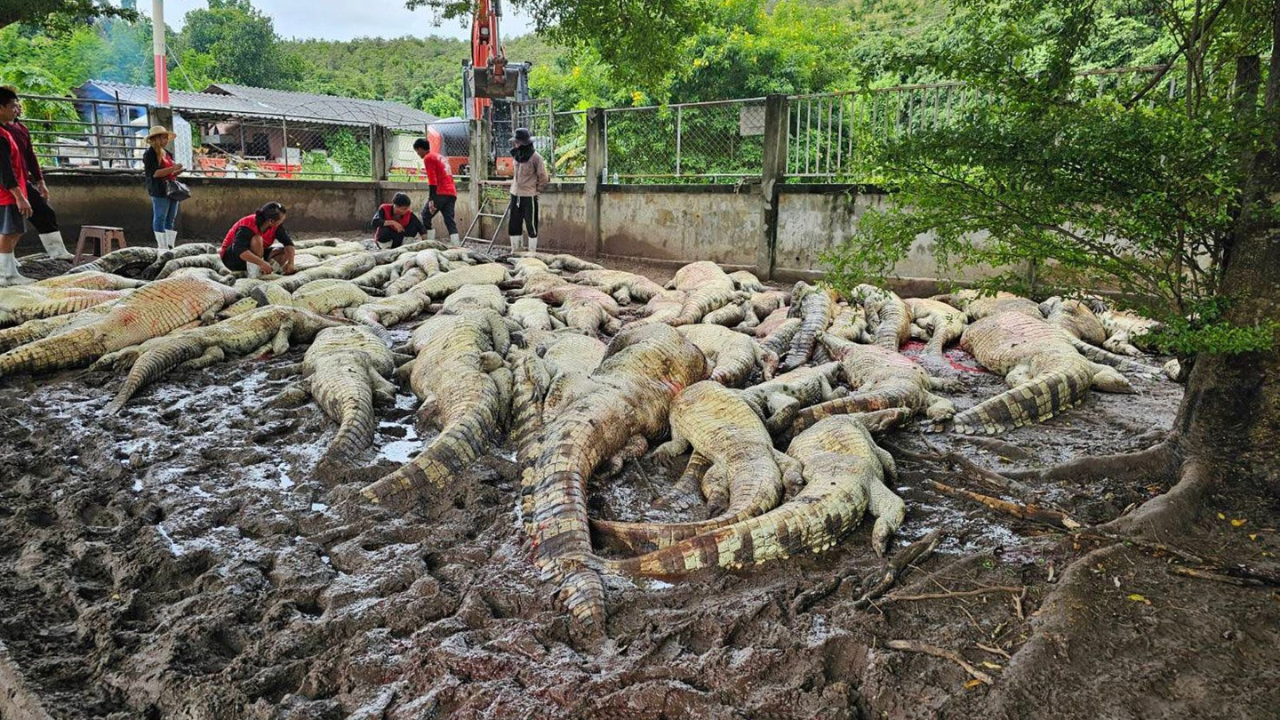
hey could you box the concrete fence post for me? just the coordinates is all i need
[468,117,490,234]
[584,107,606,257]
[757,94,788,280]
[371,124,389,182]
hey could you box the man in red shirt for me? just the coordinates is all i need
[413,138,458,246]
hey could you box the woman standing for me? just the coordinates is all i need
[508,127,549,254]
[0,86,34,286]
[143,125,183,250]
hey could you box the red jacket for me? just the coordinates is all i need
[422,152,456,197]
[220,214,281,255]
[0,126,27,207]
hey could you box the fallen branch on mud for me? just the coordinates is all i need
[882,639,995,685]
[853,529,944,610]
[885,439,1037,500]
[927,479,1084,530]
[883,585,1025,603]
[1170,564,1280,588]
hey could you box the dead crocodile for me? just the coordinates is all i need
[669,262,741,327]
[67,246,160,277]
[289,279,373,316]
[510,297,558,332]
[607,413,906,577]
[409,262,511,300]
[526,324,709,629]
[0,302,118,353]
[0,286,133,326]
[738,361,845,435]
[781,282,839,371]
[35,271,147,291]
[1039,296,1107,345]
[269,325,402,468]
[759,317,803,362]
[904,297,967,361]
[0,276,237,380]
[154,253,230,281]
[851,284,911,350]
[591,380,801,553]
[827,303,869,343]
[791,333,956,435]
[510,332,609,534]
[952,311,1138,434]
[1099,307,1163,356]
[361,308,512,510]
[140,243,221,279]
[677,323,778,387]
[623,289,687,329]
[570,269,665,304]
[100,305,347,414]
[539,284,622,334]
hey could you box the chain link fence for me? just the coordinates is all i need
[19,94,152,172]
[604,98,767,183]
[552,109,587,180]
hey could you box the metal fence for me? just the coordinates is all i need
[603,98,767,183]
[178,112,376,181]
[552,109,587,180]
[20,94,153,172]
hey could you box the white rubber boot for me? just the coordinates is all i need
[448,233,460,246]
[0,253,33,286]
[427,229,437,241]
[167,230,178,249]
[527,236,538,255]
[510,235,522,253]
[154,231,169,251]
[38,232,73,260]
[246,263,262,279]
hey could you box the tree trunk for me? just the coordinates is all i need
[1170,6,1280,488]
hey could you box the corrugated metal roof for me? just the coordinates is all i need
[78,81,437,128]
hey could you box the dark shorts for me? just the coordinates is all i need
[221,239,285,272]
[0,205,25,235]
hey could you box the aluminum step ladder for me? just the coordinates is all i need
[461,181,512,256]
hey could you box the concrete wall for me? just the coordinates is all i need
[599,185,760,268]
[774,186,1004,286]
[33,174,1007,292]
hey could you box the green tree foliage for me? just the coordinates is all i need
[182,0,301,88]
[821,0,1277,355]
[0,0,137,33]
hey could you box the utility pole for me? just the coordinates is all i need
[152,0,169,106]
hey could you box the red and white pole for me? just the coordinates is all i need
[152,0,169,105]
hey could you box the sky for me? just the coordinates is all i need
[142,0,536,42]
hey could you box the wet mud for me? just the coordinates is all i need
[2,254,1278,719]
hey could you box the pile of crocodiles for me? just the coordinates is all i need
[2,240,1170,633]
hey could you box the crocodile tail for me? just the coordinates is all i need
[554,563,607,631]
[1068,336,1157,375]
[791,387,915,436]
[0,326,99,380]
[361,391,501,509]
[105,339,205,414]
[951,363,1094,434]
[321,390,376,469]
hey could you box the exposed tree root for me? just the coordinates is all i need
[1101,456,1215,539]
[882,639,995,685]
[1005,436,1181,486]
[927,480,1084,530]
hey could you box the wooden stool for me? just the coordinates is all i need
[73,226,127,266]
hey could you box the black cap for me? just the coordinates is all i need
[512,128,533,146]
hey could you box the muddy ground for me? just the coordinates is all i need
[2,248,1279,719]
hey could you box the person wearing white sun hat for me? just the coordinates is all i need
[143,124,184,251]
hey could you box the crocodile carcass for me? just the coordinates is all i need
[360,308,512,509]
[591,380,800,553]
[607,413,906,577]
[99,305,346,413]
[0,276,237,380]
[525,324,708,628]
[0,286,132,326]
[677,323,778,387]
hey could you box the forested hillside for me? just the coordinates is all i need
[1,0,1174,116]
